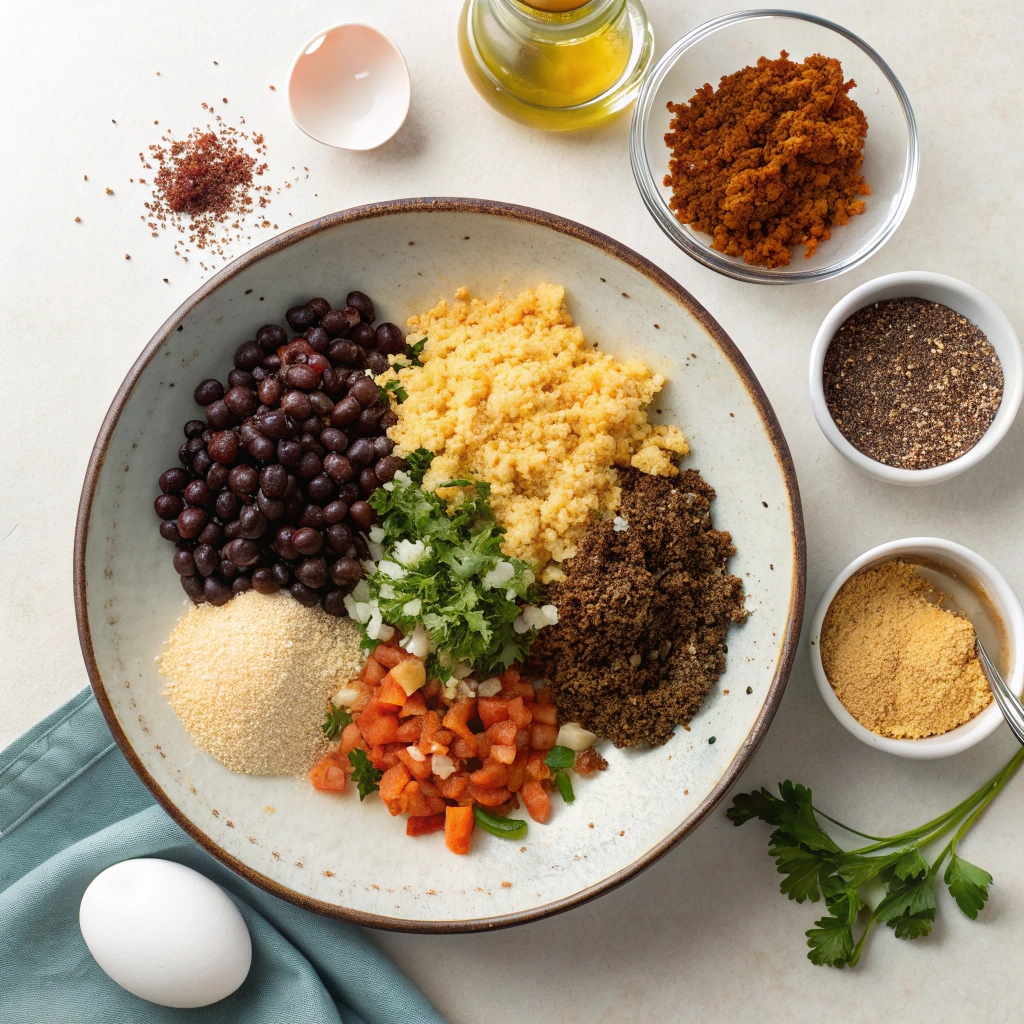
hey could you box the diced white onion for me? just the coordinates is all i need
[392,470,412,486]
[540,604,559,626]
[477,677,502,697]
[352,580,371,602]
[406,745,426,763]
[402,598,422,618]
[379,583,396,600]
[367,541,383,561]
[393,538,426,567]
[369,525,386,543]
[399,623,430,659]
[378,560,408,580]
[431,754,456,779]
[331,685,362,709]
[452,661,473,679]
[482,560,515,589]
[377,624,395,643]
[556,722,598,752]
[613,516,629,532]
[457,680,474,698]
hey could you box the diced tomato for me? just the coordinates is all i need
[534,685,556,705]
[360,713,401,747]
[442,698,478,749]
[477,697,510,728]
[476,733,492,761]
[451,736,478,760]
[399,691,427,717]
[370,744,403,771]
[404,780,435,818]
[491,743,517,765]
[396,746,433,781]
[406,813,446,837]
[467,783,512,808]
[520,780,551,823]
[506,696,532,729]
[377,675,409,707]
[379,763,412,814]
[529,722,558,750]
[531,703,558,726]
[500,666,521,686]
[373,645,413,669]
[486,719,518,746]
[396,717,423,743]
[436,773,468,800]
[525,750,551,781]
[507,753,528,793]
[470,760,509,788]
[339,722,365,758]
[360,657,388,686]
[310,754,348,792]
[418,778,443,799]
[445,805,474,855]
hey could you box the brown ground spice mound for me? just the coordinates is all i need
[663,51,870,268]
[528,469,747,748]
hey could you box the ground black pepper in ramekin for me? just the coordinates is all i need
[822,297,1004,470]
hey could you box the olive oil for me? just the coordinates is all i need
[458,0,653,130]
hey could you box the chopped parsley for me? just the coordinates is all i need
[361,451,546,681]
[545,746,576,803]
[322,706,352,740]
[379,379,408,404]
[348,749,383,801]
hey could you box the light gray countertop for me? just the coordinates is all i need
[3,1,1022,1019]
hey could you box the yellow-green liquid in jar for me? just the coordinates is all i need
[458,0,651,130]
[480,18,631,109]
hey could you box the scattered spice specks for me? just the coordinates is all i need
[105,188,114,195]
[74,216,81,223]
[746,686,753,694]
[708,736,716,744]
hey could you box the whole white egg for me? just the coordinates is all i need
[79,858,252,1008]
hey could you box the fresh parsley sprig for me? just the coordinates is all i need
[730,747,1024,968]
[322,706,352,740]
[348,749,383,801]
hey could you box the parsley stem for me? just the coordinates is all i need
[950,745,1024,852]
[843,750,1024,856]
[847,916,873,968]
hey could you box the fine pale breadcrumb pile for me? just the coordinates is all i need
[820,561,992,740]
[160,591,365,775]
[381,285,689,573]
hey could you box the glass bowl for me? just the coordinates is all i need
[630,10,919,285]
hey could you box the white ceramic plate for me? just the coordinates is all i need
[75,200,805,932]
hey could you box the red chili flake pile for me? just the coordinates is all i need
[140,108,273,261]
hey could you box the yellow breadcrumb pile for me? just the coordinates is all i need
[380,284,688,571]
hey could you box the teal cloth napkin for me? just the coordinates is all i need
[0,689,447,1024]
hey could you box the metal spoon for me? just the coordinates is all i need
[976,637,1024,745]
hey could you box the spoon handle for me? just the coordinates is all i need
[977,638,1024,747]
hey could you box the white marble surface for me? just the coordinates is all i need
[2,0,1022,1020]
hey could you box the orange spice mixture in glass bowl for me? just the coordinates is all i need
[630,10,918,285]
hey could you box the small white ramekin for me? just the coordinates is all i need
[809,272,1023,485]
[809,538,1024,759]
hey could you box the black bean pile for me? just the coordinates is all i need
[154,291,411,614]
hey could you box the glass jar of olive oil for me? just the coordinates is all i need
[458,0,654,130]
